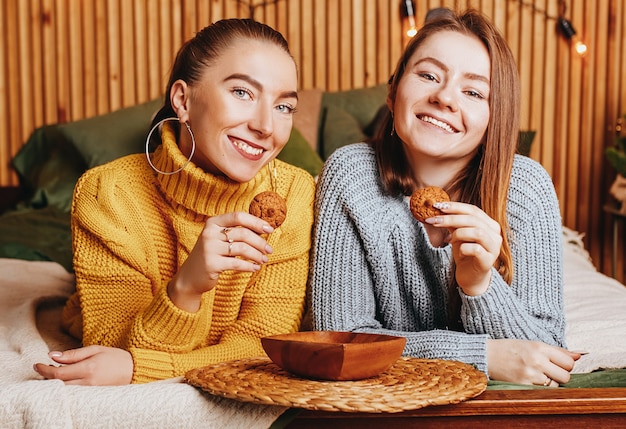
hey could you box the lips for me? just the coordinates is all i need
[231,137,264,156]
[417,115,458,133]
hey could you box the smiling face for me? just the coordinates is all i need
[391,30,491,185]
[172,38,298,183]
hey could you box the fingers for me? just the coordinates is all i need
[550,348,578,371]
[430,201,498,227]
[172,212,276,305]
[216,225,273,264]
[540,346,580,386]
[567,350,586,360]
[487,339,579,387]
[34,346,134,385]
[207,212,275,267]
[47,346,99,364]
[34,361,87,384]
[538,375,559,387]
[33,347,100,383]
[426,202,502,263]
[215,211,275,235]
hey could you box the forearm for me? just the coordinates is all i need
[460,198,566,345]
[130,251,309,383]
[460,272,564,345]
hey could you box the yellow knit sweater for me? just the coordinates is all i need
[62,127,315,383]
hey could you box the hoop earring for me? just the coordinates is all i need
[145,117,195,175]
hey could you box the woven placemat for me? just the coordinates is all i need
[185,356,487,413]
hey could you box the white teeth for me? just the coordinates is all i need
[421,115,455,133]
[233,139,263,156]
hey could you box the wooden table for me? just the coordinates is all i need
[286,387,626,428]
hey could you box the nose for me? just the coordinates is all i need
[429,82,458,112]
[249,103,274,137]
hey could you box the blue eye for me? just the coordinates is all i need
[276,104,296,114]
[233,87,252,100]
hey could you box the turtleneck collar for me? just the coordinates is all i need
[150,122,272,216]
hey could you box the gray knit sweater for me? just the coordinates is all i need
[309,143,566,375]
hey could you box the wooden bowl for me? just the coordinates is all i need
[261,331,406,381]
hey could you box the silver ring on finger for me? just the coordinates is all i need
[228,242,233,257]
[221,227,233,243]
[543,377,552,386]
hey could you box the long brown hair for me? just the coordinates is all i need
[371,9,519,284]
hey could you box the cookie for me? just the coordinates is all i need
[249,191,287,229]
[409,186,450,223]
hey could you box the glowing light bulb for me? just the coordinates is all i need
[574,39,588,56]
[558,17,588,57]
[405,9,417,39]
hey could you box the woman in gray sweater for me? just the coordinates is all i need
[309,9,581,386]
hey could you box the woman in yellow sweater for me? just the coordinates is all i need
[33,18,315,385]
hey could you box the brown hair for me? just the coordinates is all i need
[152,18,293,126]
[371,9,519,284]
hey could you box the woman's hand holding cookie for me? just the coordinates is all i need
[411,187,502,296]
[167,212,274,312]
[431,201,502,295]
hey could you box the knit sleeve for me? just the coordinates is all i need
[70,163,213,354]
[458,155,566,347]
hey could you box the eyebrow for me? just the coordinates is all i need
[414,57,490,85]
[224,73,298,100]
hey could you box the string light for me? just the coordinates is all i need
[557,14,588,56]
[401,0,417,38]
[514,0,588,57]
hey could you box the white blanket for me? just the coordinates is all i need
[0,259,286,429]
[1,228,625,427]
[562,227,626,373]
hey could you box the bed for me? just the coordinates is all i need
[1,227,625,428]
[1,87,626,428]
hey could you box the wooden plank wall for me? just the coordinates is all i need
[0,0,625,281]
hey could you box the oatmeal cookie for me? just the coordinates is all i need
[409,186,450,223]
[249,191,287,229]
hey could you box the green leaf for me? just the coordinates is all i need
[606,146,626,177]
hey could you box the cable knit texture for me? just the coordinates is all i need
[309,143,566,375]
[63,125,315,383]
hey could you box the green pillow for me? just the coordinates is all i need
[321,84,388,128]
[277,127,324,177]
[11,125,86,212]
[320,104,369,159]
[319,84,388,159]
[0,206,72,271]
[517,130,536,156]
[58,98,163,169]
